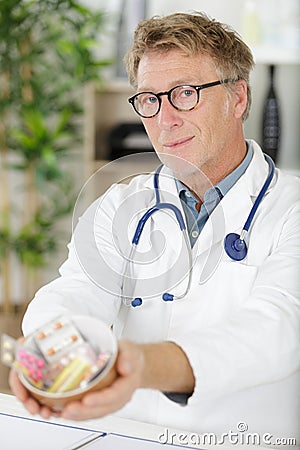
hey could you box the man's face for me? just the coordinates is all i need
[136,49,243,179]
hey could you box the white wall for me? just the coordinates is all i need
[148,0,242,31]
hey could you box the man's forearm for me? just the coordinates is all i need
[139,341,195,394]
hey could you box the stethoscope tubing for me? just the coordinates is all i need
[242,153,275,233]
[121,153,275,306]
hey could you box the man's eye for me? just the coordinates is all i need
[146,96,158,104]
[181,89,194,97]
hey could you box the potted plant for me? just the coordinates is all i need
[0,0,111,328]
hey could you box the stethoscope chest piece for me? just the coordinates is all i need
[224,153,275,263]
[224,232,247,261]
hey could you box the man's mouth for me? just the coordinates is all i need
[162,136,194,150]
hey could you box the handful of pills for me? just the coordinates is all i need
[1,317,112,394]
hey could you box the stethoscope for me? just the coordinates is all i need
[121,154,275,307]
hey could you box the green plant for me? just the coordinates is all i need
[0,0,111,312]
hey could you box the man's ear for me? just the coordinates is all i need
[233,79,248,119]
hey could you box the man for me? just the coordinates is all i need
[10,12,300,441]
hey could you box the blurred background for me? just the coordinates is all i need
[0,0,299,389]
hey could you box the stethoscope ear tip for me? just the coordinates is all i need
[162,293,174,301]
[131,298,143,307]
[224,233,248,261]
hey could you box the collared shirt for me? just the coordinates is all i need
[176,142,253,247]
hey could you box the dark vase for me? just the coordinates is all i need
[262,64,281,163]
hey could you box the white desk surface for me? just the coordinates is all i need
[0,392,264,449]
[0,392,166,443]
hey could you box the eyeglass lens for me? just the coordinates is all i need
[133,85,199,117]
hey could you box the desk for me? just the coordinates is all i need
[0,392,167,445]
[0,393,266,449]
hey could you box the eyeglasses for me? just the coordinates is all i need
[128,79,235,118]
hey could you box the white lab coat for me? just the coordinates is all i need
[23,141,300,441]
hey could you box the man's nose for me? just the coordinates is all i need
[157,96,183,129]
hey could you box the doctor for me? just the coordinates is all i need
[10,12,300,441]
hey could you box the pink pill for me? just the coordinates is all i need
[36,359,45,368]
[28,354,36,363]
[36,370,43,379]
[18,349,27,359]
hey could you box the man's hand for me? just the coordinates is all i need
[60,340,144,420]
[9,340,144,421]
[60,339,194,421]
[9,369,54,419]
[9,339,194,422]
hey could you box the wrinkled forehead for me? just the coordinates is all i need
[136,49,218,91]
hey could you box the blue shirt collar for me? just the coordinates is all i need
[176,141,253,201]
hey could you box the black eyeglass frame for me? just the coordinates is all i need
[128,79,236,118]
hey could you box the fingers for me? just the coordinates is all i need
[40,405,56,420]
[61,377,131,420]
[9,370,40,414]
[61,341,144,421]
[84,376,133,407]
[8,368,55,419]
[9,369,29,403]
[8,340,145,422]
